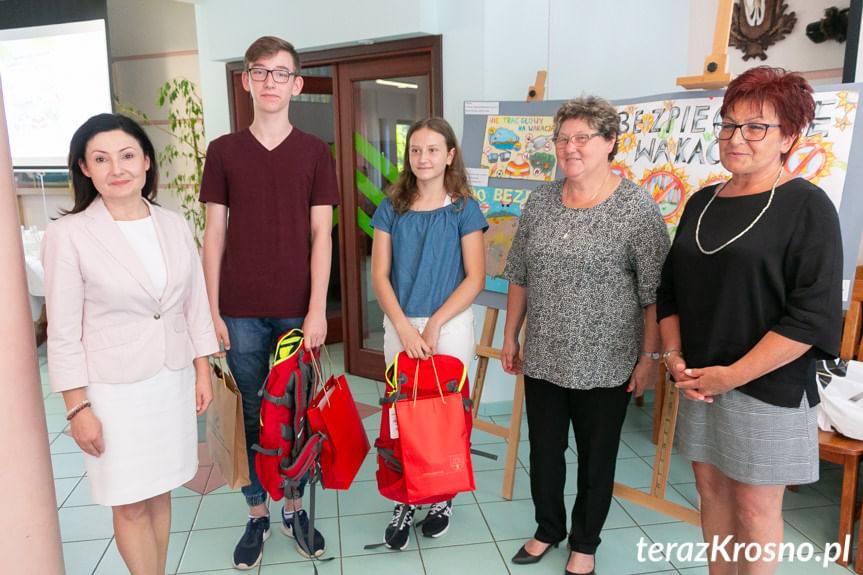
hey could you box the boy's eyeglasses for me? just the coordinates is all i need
[247,67,297,83]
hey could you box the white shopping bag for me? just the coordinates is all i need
[816,359,863,440]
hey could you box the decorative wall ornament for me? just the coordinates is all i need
[729,0,797,61]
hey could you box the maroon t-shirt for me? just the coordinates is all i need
[199,128,339,318]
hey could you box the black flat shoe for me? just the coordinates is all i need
[564,570,595,575]
[511,541,559,564]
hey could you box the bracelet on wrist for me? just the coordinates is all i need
[641,351,660,360]
[66,400,91,421]
[662,349,683,369]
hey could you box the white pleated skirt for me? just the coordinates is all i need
[84,365,198,506]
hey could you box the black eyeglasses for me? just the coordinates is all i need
[553,132,601,146]
[247,67,297,83]
[713,122,782,141]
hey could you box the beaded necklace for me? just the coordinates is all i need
[695,168,782,255]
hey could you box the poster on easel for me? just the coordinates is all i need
[480,116,556,181]
[464,87,863,301]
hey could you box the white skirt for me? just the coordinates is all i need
[84,365,198,506]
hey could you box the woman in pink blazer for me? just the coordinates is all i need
[43,114,218,575]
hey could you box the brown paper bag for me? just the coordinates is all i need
[206,357,250,489]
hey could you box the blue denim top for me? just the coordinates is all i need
[370,196,488,317]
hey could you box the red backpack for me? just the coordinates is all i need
[252,329,323,501]
[374,353,474,505]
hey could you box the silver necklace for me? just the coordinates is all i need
[695,168,782,255]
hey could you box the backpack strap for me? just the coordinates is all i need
[250,443,281,457]
[376,446,403,473]
[258,370,297,408]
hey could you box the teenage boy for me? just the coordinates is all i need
[200,36,339,570]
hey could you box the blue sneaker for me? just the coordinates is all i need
[232,516,270,570]
[281,508,326,558]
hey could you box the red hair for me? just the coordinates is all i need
[721,66,815,140]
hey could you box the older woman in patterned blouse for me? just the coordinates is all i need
[501,96,669,575]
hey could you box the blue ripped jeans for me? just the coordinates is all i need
[222,315,307,507]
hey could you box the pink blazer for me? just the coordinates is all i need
[42,197,218,393]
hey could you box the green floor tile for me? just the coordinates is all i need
[480,499,536,541]
[473,467,531,502]
[415,502,492,548]
[171,496,201,532]
[337,478,394,516]
[341,549,425,574]
[640,520,708,570]
[58,504,115,542]
[421,542,509,575]
[62,539,111,575]
[614,457,655,490]
[177,526,248,572]
[54,476,81,507]
[63,477,93,507]
[340,510,414,555]
[193,492,252,529]
[51,452,86,479]
[49,432,80,454]
[93,531,187,575]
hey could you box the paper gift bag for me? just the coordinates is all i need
[307,374,370,489]
[395,390,475,503]
[206,357,250,489]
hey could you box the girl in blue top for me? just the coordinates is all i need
[370,117,488,549]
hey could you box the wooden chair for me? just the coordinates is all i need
[819,266,863,569]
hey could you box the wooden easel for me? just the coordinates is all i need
[676,0,734,90]
[470,308,524,500]
[613,369,700,525]
[467,71,548,500]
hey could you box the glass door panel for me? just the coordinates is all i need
[337,50,439,378]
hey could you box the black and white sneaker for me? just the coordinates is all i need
[232,515,270,570]
[384,504,416,550]
[281,508,326,558]
[418,500,452,538]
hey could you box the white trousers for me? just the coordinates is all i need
[382,307,476,369]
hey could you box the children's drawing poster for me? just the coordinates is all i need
[476,187,532,293]
[481,116,556,181]
[464,88,863,296]
[613,91,857,236]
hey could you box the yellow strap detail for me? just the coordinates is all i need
[272,328,304,366]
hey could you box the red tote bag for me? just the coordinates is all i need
[307,373,370,490]
[394,388,475,503]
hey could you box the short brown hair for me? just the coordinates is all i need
[553,96,620,161]
[244,36,301,72]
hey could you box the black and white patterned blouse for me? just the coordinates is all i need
[504,178,669,390]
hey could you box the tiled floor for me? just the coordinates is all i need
[41,344,857,574]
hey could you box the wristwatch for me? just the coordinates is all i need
[641,351,661,360]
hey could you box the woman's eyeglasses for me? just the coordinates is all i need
[713,122,782,141]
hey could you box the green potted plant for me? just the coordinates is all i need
[117,77,206,245]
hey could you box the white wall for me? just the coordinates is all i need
[195,0,691,141]
[689,0,847,80]
[110,0,200,218]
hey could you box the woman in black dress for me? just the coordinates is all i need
[657,66,843,574]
